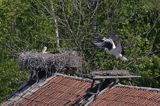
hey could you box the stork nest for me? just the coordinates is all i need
[17,51,83,73]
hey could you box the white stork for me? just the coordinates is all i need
[42,46,48,54]
[93,32,127,61]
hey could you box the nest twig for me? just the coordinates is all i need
[17,51,83,80]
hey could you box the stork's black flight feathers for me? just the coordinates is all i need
[93,38,113,50]
[93,32,127,61]
[107,32,125,55]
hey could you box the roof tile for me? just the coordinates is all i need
[90,85,160,106]
[28,101,48,106]
[18,98,32,106]
[10,75,92,106]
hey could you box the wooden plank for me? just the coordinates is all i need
[93,75,141,79]
[91,70,131,76]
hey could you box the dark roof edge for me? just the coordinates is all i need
[115,84,160,92]
[1,76,56,106]
[84,82,116,106]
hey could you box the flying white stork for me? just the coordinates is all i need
[93,32,127,61]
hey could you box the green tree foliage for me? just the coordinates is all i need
[0,0,57,102]
[0,0,160,102]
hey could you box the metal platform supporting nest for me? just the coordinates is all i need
[88,70,141,97]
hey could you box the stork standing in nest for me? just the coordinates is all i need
[93,32,127,61]
[42,46,48,54]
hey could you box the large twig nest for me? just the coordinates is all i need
[18,51,83,73]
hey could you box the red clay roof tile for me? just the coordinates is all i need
[3,73,160,106]
[90,85,160,106]
[9,75,91,106]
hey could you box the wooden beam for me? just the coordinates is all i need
[91,70,131,76]
[93,75,141,79]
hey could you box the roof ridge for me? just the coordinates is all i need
[115,84,160,92]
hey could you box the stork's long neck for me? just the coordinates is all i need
[42,47,47,53]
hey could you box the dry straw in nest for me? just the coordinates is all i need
[17,51,83,78]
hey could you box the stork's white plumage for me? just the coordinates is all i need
[42,46,48,54]
[93,32,127,61]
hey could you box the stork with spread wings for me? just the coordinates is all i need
[93,32,127,61]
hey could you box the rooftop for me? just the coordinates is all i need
[1,70,160,106]
[89,84,160,106]
[2,73,93,106]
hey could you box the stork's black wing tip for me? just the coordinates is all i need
[121,43,125,55]
[107,31,117,37]
[93,38,104,43]
[107,31,121,43]
[108,31,114,35]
